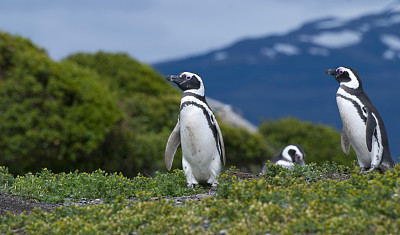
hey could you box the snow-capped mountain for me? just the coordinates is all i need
[153,7,400,159]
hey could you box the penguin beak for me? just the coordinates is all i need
[325,69,339,77]
[166,75,180,82]
[295,153,306,166]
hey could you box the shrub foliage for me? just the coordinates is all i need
[259,117,356,166]
[1,164,400,234]
[0,32,122,175]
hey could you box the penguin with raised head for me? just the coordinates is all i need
[165,72,226,188]
[261,144,306,173]
[325,66,395,173]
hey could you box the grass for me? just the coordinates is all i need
[1,163,400,234]
[0,166,206,203]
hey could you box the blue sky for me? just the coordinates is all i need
[0,0,395,63]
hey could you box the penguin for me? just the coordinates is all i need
[261,144,306,174]
[165,72,226,188]
[325,66,395,173]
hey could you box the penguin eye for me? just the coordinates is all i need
[186,76,191,80]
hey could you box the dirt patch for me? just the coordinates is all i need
[0,193,57,217]
[325,172,352,181]
[226,171,259,180]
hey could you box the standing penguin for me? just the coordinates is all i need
[325,66,395,173]
[165,72,226,187]
[261,145,306,174]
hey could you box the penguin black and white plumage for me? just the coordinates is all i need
[325,66,395,173]
[165,72,226,187]
[261,145,306,174]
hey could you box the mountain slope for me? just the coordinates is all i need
[153,8,400,160]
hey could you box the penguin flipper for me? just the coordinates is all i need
[341,128,350,155]
[365,107,377,152]
[214,119,226,166]
[165,121,181,171]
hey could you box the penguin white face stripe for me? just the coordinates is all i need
[338,67,360,89]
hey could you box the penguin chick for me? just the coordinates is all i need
[325,66,395,173]
[261,144,306,174]
[165,72,226,188]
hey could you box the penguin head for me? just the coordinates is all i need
[282,145,306,166]
[325,66,362,89]
[166,72,205,96]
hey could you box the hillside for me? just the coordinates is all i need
[153,7,400,160]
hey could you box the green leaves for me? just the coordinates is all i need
[259,117,356,166]
[1,167,198,203]
[1,164,400,234]
[0,33,122,175]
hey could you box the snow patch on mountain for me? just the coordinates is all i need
[316,19,345,29]
[381,34,400,60]
[358,23,370,32]
[214,51,228,61]
[308,47,330,56]
[273,43,300,55]
[381,34,400,49]
[374,14,400,27]
[261,47,276,59]
[260,43,300,58]
[302,30,362,48]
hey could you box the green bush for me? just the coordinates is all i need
[0,32,122,175]
[259,117,356,166]
[64,52,182,176]
[219,122,274,173]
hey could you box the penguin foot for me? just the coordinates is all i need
[361,166,376,173]
[360,167,369,173]
[209,183,218,196]
[187,183,196,189]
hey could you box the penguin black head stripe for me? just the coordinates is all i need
[325,67,362,89]
[288,144,306,165]
[166,72,203,94]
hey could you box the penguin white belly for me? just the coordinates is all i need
[179,105,221,184]
[336,96,371,167]
[275,160,294,169]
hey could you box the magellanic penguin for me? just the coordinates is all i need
[261,145,306,174]
[325,66,395,173]
[165,72,226,187]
